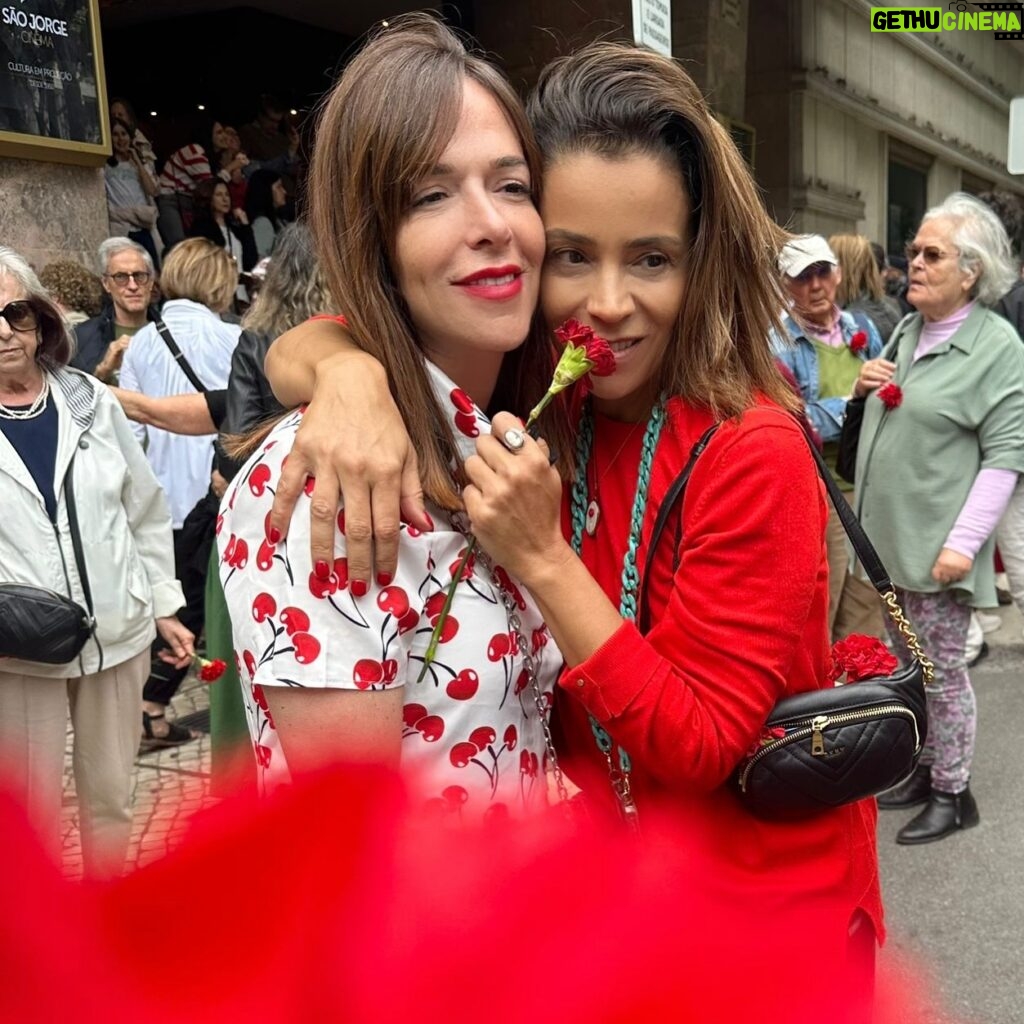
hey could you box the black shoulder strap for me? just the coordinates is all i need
[155,316,208,393]
[637,418,893,635]
[64,452,102,670]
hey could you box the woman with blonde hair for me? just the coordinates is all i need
[120,237,241,743]
[830,233,903,341]
[263,35,882,992]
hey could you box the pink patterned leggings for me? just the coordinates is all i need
[886,588,975,794]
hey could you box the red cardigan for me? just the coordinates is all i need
[556,398,883,944]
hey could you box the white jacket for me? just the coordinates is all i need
[0,367,184,677]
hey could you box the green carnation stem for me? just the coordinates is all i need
[417,537,477,683]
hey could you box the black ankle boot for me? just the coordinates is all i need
[896,787,980,845]
[877,763,931,809]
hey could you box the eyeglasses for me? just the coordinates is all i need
[105,271,152,286]
[904,244,957,265]
[0,300,39,332]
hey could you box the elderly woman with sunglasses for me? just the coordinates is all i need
[0,247,194,877]
[854,193,1024,845]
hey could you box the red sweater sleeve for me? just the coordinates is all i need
[560,416,830,793]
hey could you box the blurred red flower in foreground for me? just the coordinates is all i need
[0,765,960,1024]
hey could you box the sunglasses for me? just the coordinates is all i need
[0,300,39,332]
[904,244,957,265]
[105,271,152,286]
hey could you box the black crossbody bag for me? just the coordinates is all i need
[638,423,931,820]
[155,317,208,393]
[0,454,100,667]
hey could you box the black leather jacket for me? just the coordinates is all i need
[218,329,284,480]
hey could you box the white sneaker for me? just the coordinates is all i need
[976,611,1002,634]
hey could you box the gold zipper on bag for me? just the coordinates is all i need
[738,705,920,793]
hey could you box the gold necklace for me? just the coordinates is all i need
[585,420,644,537]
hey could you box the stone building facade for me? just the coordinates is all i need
[2,0,1022,270]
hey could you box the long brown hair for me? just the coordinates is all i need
[308,13,548,509]
[829,234,885,305]
[526,42,796,461]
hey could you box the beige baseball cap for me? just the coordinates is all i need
[779,235,838,278]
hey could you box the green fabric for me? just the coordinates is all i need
[812,339,862,400]
[204,544,250,788]
[812,341,861,494]
[855,305,1024,603]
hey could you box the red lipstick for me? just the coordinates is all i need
[453,265,524,300]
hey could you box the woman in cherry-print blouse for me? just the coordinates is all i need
[218,17,561,820]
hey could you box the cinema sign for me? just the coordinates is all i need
[0,0,110,166]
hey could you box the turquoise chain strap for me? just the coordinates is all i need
[570,398,666,777]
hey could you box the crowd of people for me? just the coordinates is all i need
[3,13,1024,1012]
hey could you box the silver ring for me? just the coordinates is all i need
[502,427,526,453]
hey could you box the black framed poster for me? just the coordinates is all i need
[0,0,109,165]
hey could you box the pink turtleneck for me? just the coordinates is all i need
[919,302,1019,560]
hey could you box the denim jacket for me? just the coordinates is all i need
[772,308,883,442]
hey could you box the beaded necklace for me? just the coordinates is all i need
[569,397,666,833]
[0,377,49,421]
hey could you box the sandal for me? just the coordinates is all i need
[140,711,196,749]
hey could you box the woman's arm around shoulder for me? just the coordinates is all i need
[264,317,429,585]
[96,387,185,618]
[219,419,415,773]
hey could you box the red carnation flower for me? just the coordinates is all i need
[849,330,868,355]
[553,317,616,378]
[197,657,227,683]
[876,382,903,410]
[829,634,898,684]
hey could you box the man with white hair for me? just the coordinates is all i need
[72,238,159,382]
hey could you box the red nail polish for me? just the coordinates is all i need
[424,513,435,531]
[377,572,393,586]
[267,526,281,544]
[314,560,331,580]
[351,579,368,597]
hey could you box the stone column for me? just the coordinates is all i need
[0,158,109,272]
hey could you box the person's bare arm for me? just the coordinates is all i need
[265,319,429,585]
[265,687,402,776]
[108,388,216,435]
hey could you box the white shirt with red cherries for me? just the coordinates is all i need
[218,361,560,822]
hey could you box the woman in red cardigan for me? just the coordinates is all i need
[262,41,882,990]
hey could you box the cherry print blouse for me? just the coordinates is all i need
[218,361,561,822]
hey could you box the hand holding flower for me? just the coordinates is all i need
[155,616,195,669]
[417,319,615,680]
[463,412,568,582]
[852,357,897,398]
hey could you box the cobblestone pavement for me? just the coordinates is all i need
[60,672,214,880]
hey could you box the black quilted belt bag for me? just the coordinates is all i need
[0,453,98,666]
[639,422,932,822]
